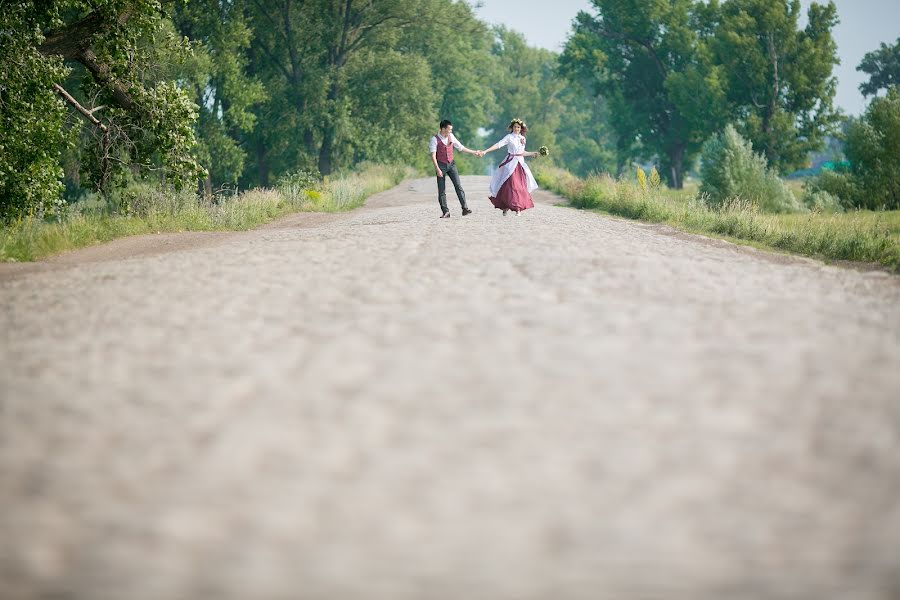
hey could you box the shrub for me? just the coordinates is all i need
[277,169,322,204]
[700,125,800,213]
[806,170,858,209]
[843,87,900,210]
[803,190,844,213]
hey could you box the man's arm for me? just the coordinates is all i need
[429,136,443,177]
[431,152,443,177]
[453,134,483,157]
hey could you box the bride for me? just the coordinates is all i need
[482,118,542,215]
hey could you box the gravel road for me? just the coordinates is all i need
[2,176,899,600]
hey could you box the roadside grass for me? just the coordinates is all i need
[535,166,900,271]
[0,163,414,262]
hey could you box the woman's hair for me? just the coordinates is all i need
[507,118,527,134]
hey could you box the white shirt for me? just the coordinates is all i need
[494,133,527,153]
[429,132,469,154]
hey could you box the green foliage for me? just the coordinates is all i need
[560,0,728,188]
[806,169,858,209]
[844,87,900,210]
[0,0,206,221]
[489,27,616,179]
[700,125,800,213]
[277,169,322,204]
[711,0,841,173]
[344,50,436,165]
[0,4,71,220]
[808,88,900,210]
[1,163,411,261]
[537,165,900,270]
[171,2,266,189]
[858,37,900,97]
[802,189,843,213]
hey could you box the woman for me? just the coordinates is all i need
[482,118,541,215]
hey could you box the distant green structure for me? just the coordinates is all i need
[820,160,851,172]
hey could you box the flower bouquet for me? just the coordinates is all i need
[539,146,549,156]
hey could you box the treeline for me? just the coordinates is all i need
[0,0,613,221]
[1,0,897,222]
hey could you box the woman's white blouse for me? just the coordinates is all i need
[495,133,527,154]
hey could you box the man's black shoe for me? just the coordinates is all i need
[440,212,451,218]
[462,208,472,216]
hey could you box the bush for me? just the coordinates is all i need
[803,190,844,213]
[806,170,858,209]
[700,125,800,213]
[277,169,322,204]
[843,87,900,210]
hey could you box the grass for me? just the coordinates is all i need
[0,163,414,262]
[535,165,900,271]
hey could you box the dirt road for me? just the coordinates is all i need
[2,176,899,599]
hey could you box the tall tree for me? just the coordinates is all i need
[712,0,841,173]
[400,1,497,173]
[1,2,72,218]
[172,0,266,194]
[486,27,563,157]
[2,0,205,219]
[857,37,900,97]
[844,87,900,209]
[561,0,728,188]
[246,0,430,176]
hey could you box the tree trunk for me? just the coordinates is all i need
[667,144,685,190]
[763,31,780,166]
[318,126,334,176]
[257,138,269,187]
[317,81,340,175]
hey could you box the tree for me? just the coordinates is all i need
[172,0,266,194]
[560,0,728,188]
[343,49,435,165]
[245,0,432,176]
[551,81,618,178]
[843,87,900,209]
[487,28,563,158]
[858,37,900,97]
[0,3,71,219]
[0,0,205,220]
[711,0,841,173]
[400,1,497,174]
[699,124,799,212]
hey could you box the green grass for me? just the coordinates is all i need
[535,166,900,271]
[1,163,414,262]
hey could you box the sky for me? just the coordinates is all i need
[472,0,900,116]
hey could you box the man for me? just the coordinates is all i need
[429,119,482,218]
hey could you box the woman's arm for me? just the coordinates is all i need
[453,135,483,157]
[482,135,509,155]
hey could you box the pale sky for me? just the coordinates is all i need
[472,0,900,116]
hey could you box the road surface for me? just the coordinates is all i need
[2,176,899,599]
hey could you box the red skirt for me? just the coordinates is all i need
[489,164,535,212]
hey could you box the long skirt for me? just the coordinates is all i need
[489,163,535,212]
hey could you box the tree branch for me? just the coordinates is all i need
[38,9,136,57]
[53,83,108,131]
[78,48,137,111]
[589,22,668,80]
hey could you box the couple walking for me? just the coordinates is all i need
[429,118,543,218]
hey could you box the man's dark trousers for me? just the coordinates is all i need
[437,160,468,214]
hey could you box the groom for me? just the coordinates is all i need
[429,119,482,218]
